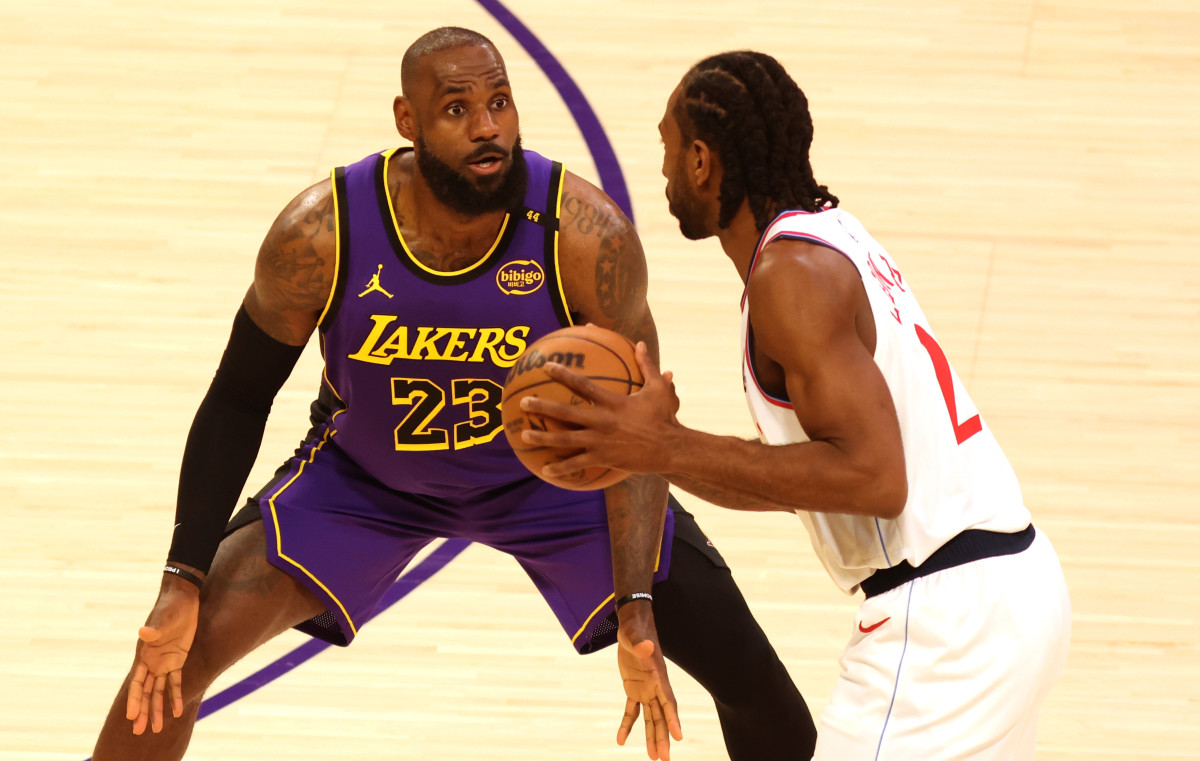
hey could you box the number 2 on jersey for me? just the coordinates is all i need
[914,325,981,445]
[390,377,504,451]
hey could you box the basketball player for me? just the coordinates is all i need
[90,31,817,761]
[521,51,1072,760]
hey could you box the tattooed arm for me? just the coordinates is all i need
[123,179,335,736]
[169,177,335,574]
[557,171,664,606]
[557,172,682,759]
[244,179,337,343]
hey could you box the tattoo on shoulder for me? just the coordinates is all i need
[561,190,624,240]
[259,190,335,313]
[561,190,643,321]
[595,224,637,320]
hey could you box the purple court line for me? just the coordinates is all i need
[83,9,630,756]
[196,538,472,719]
[81,541,472,761]
[476,0,635,223]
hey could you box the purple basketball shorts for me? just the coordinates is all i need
[256,436,675,653]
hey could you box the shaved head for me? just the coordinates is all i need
[392,26,524,216]
[401,27,499,97]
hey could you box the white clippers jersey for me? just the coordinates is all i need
[741,209,1032,594]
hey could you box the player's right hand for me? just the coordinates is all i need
[615,604,683,761]
[126,573,201,735]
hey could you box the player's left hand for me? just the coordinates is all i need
[615,602,682,760]
[520,341,679,477]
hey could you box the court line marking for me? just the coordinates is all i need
[197,538,473,719]
[476,0,634,221]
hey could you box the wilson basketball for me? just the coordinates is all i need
[502,324,644,490]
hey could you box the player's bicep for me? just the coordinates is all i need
[752,244,902,457]
[245,179,337,346]
[781,326,895,450]
[557,172,659,362]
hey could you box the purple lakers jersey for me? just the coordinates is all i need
[316,147,571,497]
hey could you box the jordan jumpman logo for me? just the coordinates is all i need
[358,264,394,298]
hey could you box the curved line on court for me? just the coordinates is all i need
[476,0,634,222]
[83,6,631,754]
[197,539,473,719]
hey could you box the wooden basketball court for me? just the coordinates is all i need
[1,0,1197,758]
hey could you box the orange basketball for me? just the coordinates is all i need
[502,324,644,490]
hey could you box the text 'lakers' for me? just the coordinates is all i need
[348,315,530,366]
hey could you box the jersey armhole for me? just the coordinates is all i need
[744,322,792,408]
[769,232,887,361]
[542,161,573,327]
[317,167,350,332]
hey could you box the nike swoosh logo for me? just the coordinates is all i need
[858,617,891,633]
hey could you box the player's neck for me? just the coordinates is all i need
[398,169,509,261]
[716,203,763,284]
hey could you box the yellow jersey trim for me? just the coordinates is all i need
[382,147,510,277]
[550,168,573,325]
[318,334,346,405]
[571,593,615,644]
[265,427,357,637]
[316,170,341,326]
[570,544,663,645]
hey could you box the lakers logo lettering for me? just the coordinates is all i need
[347,316,530,367]
[496,259,545,295]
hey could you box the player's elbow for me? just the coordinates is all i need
[869,457,908,519]
[872,476,907,519]
[844,452,906,519]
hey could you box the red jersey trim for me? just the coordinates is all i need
[743,333,793,409]
[740,210,814,310]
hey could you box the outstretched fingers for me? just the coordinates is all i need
[616,636,683,761]
[150,672,167,733]
[169,668,185,719]
[618,697,640,747]
[132,668,153,735]
[126,661,148,723]
[646,697,671,761]
[659,679,683,743]
[128,624,187,734]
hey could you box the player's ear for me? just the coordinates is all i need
[690,139,716,189]
[394,96,416,141]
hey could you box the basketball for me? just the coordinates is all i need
[502,324,644,490]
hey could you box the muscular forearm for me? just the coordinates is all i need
[604,474,669,599]
[659,426,902,518]
[666,470,794,513]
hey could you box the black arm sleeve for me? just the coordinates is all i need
[166,305,306,573]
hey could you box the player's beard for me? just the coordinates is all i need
[416,132,528,216]
[667,181,710,241]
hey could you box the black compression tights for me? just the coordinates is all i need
[653,537,818,760]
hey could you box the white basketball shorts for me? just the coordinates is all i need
[813,528,1071,760]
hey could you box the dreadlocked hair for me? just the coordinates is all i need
[677,51,838,231]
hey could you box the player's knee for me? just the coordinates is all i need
[666,622,793,707]
[171,641,225,703]
[716,635,793,703]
